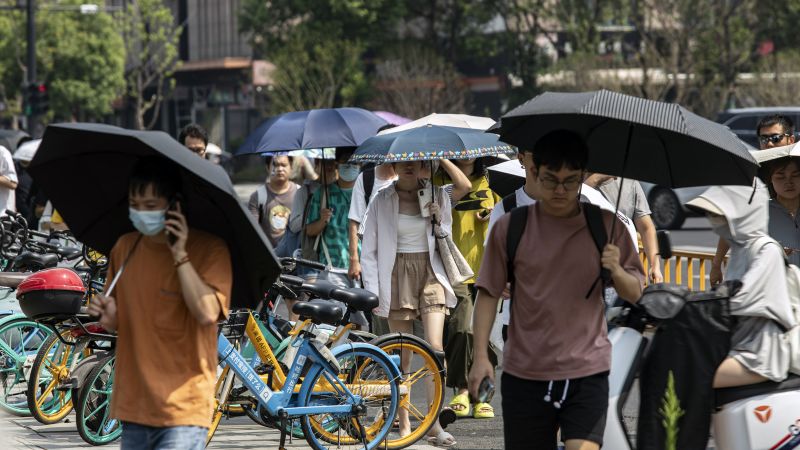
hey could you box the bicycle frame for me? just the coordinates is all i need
[219,322,369,418]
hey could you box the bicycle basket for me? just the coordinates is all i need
[218,310,250,340]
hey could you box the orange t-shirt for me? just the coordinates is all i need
[107,230,232,428]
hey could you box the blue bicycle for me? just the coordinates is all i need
[216,300,402,450]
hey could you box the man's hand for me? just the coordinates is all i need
[87,294,118,332]
[649,265,663,284]
[165,202,189,260]
[349,258,361,280]
[601,244,624,276]
[468,356,495,402]
[476,207,492,222]
[320,208,333,224]
[710,264,723,286]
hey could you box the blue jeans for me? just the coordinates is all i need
[121,422,207,450]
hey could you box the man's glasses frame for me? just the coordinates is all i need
[758,133,793,146]
[537,175,582,191]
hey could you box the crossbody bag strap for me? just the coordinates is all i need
[105,234,143,296]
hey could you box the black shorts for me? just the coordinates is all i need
[501,371,609,450]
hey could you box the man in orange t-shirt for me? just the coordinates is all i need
[88,157,232,449]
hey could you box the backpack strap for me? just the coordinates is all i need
[501,193,517,214]
[506,205,529,301]
[363,167,375,207]
[256,185,268,224]
[583,203,612,297]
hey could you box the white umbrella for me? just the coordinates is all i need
[13,139,41,162]
[750,142,800,164]
[378,113,497,135]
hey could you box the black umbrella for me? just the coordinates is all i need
[486,159,526,198]
[28,123,279,308]
[492,90,758,188]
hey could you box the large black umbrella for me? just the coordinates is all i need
[28,123,279,308]
[492,90,758,187]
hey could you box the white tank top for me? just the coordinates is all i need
[397,214,428,253]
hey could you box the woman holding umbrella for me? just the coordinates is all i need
[360,160,456,447]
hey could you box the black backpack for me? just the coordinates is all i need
[505,202,610,301]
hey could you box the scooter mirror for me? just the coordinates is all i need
[657,230,672,260]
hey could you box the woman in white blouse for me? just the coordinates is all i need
[360,159,456,447]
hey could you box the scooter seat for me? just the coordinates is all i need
[714,373,800,407]
[329,287,379,312]
[292,301,343,326]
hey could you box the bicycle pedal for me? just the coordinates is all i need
[231,386,248,397]
[255,363,273,375]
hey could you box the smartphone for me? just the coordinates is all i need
[167,195,181,245]
[418,189,432,217]
[477,376,495,404]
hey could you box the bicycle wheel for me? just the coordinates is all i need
[372,334,445,449]
[300,345,400,450]
[75,353,120,445]
[0,317,52,415]
[26,331,83,424]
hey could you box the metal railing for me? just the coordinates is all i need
[640,246,724,291]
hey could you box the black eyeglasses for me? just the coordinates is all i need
[758,133,792,146]
[538,176,582,191]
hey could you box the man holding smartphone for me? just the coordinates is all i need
[88,157,232,449]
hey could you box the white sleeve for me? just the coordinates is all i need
[0,148,16,182]
[360,195,380,295]
[348,174,366,223]
[484,202,506,246]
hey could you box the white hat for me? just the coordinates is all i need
[13,139,40,163]
[685,196,724,216]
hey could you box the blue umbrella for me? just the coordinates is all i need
[350,125,515,164]
[236,107,388,155]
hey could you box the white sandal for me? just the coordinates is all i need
[427,430,457,448]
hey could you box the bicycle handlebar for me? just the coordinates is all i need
[280,257,326,271]
[279,274,304,287]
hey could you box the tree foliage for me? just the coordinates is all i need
[122,0,181,130]
[0,0,125,122]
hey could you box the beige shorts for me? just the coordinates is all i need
[389,252,447,320]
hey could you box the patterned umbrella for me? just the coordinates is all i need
[351,125,515,164]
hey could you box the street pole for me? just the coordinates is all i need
[26,0,38,137]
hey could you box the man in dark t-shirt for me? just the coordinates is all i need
[468,130,644,450]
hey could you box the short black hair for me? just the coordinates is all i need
[178,123,208,146]
[335,147,356,163]
[266,154,293,167]
[757,114,795,136]
[531,130,589,171]
[129,157,181,200]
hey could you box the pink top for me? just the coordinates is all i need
[476,203,643,380]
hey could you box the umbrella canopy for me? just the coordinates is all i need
[379,113,496,135]
[492,90,757,188]
[285,148,337,159]
[487,159,525,198]
[372,111,412,126]
[750,142,800,164]
[13,139,41,163]
[236,107,388,155]
[28,123,279,308]
[350,125,515,164]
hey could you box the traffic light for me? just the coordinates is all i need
[24,82,49,116]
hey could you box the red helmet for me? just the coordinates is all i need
[17,268,86,296]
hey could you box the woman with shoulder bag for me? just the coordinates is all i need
[360,159,457,448]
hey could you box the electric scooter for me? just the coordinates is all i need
[604,283,800,450]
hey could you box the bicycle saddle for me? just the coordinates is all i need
[293,301,343,326]
[299,280,338,299]
[57,247,83,261]
[329,287,378,312]
[0,272,29,288]
[13,252,59,270]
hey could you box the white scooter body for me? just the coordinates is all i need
[604,325,800,450]
[713,390,800,450]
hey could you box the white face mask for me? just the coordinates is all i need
[129,208,167,236]
[338,164,360,182]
